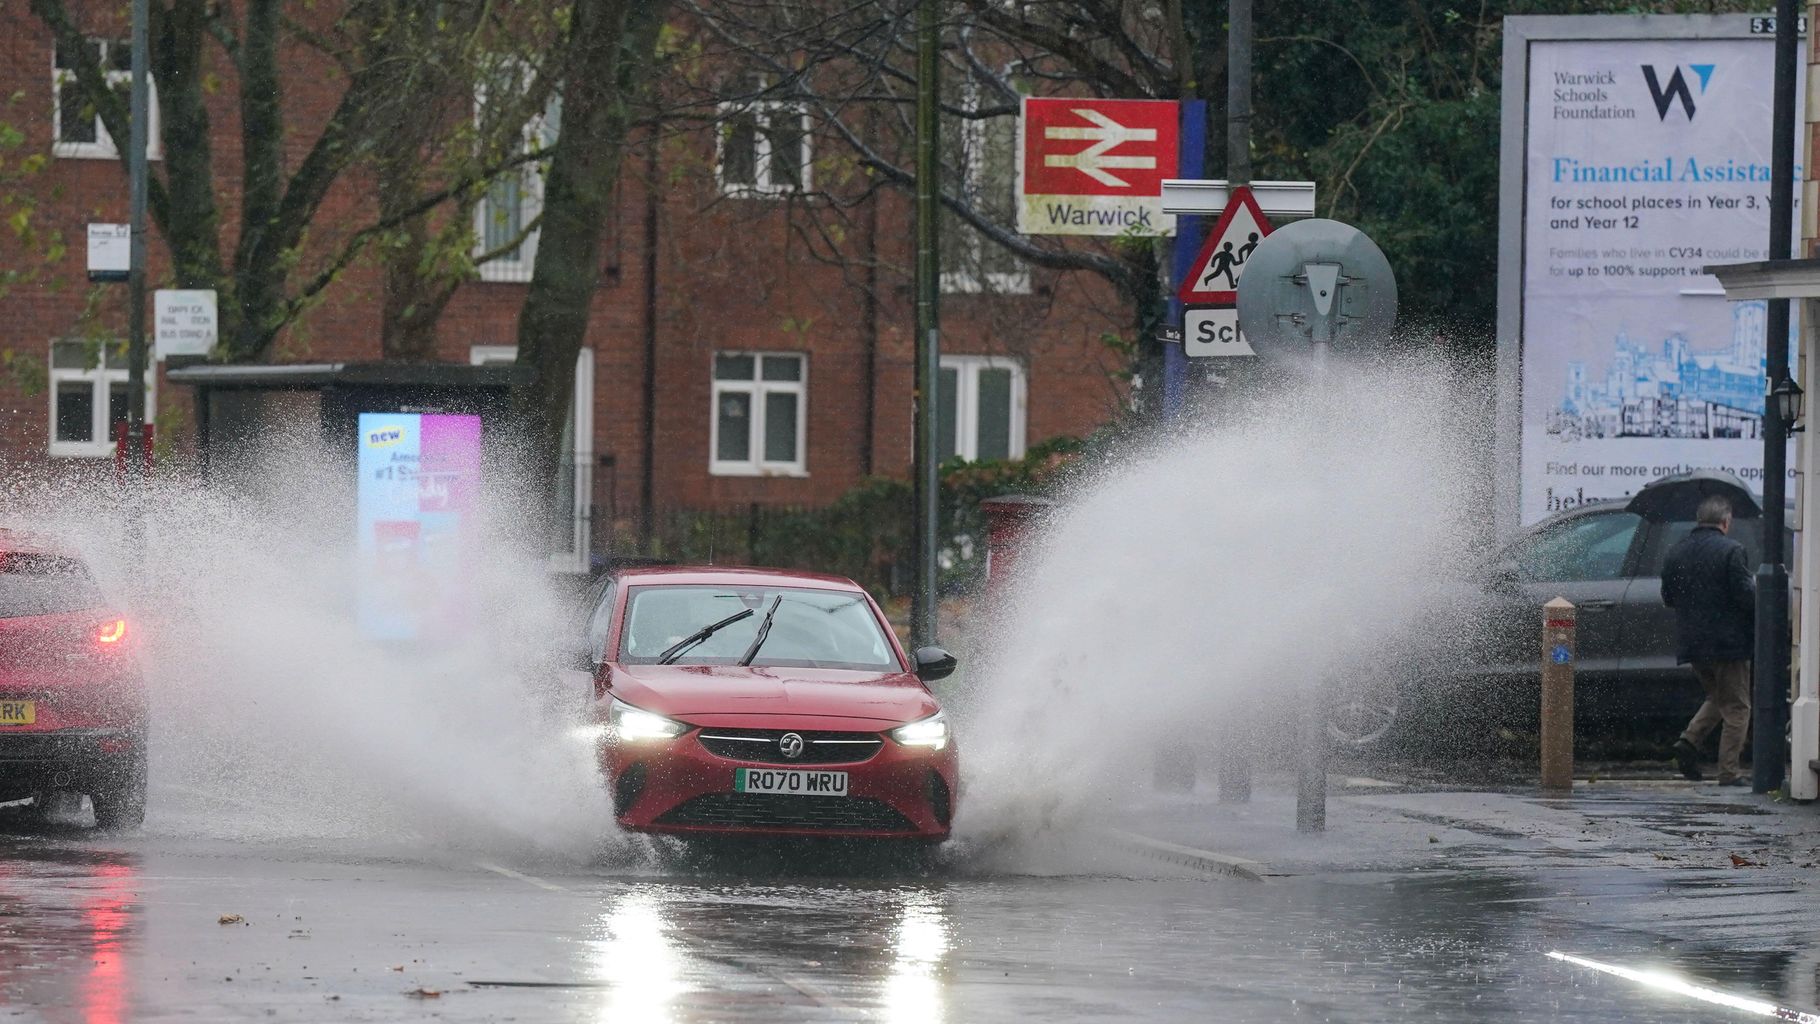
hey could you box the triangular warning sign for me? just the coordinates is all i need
[1177,186,1273,305]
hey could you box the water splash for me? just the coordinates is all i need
[950,355,1491,853]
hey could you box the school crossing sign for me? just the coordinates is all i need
[1017,98,1179,236]
[1178,186,1273,305]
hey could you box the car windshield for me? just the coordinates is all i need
[619,584,898,671]
[0,553,104,619]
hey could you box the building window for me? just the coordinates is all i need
[48,340,153,457]
[716,101,811,197]
[711,352,807,476]
[474,75,561,282]
[470,346,593,571]
[941,70,1027,294]
[52,37,158,160]
[938,356,1025,463]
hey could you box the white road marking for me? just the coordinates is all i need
[473,861,565,891]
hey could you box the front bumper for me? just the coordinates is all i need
[603,727,958,840]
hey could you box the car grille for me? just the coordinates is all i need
[697,729,883,765]
[654,793,916,833]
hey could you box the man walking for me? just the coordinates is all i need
[1661,494,1755,785]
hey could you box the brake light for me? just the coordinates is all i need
[95,619,127,645]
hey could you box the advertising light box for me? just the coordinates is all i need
[1497,16,1801,529]
[355,412,482,640]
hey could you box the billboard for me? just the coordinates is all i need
[355,412,483,640]
[1498,17,1800,528]
[1017,97,1178,236]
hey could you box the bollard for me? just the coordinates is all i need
[1540,597,1576,795]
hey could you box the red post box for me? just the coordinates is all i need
[977,494,1054,599]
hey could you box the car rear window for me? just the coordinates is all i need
[0,553,105,618]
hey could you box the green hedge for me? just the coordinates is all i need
[641,435,1085,598]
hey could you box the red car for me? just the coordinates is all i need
[573,566,958,841]
[0,530,146,829]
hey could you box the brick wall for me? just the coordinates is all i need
[0,4,1131,529]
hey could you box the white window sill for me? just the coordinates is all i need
[52,143,162,162]
[941,272,1032,295]
[717,183,807,201]
[475,263,536,283]
[48,443,116,458]
[709,463,809,478]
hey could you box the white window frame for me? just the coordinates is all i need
[47,340,154,458]
[473,73,558,283]
[941,355,1026,462]
[715,101,813,198]
[940,72,1028,295]
[52,37,160,161]
[709,352,808,477]
[470,345,593,572]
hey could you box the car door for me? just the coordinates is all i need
[1617,516,1783,684]
[1468,508,1644,687]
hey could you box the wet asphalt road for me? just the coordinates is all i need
[2,798,1817,1024]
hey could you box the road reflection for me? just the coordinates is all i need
[0,837,139,1024]
[579,874,956,1021]
[884,888,951,1024]
[590,889,686,1022]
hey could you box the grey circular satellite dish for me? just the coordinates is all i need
[1236,219,1398,363]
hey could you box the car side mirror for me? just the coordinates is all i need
[914,646,957,682]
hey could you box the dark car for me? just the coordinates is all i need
[1328,476,1789,750]
[0,530,147,828]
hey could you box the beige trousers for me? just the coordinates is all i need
[1682,660,1752,782]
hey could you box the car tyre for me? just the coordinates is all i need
[1326,687,1403,752]
[92,760,147,831]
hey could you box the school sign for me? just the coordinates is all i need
[1017,98,1179,236]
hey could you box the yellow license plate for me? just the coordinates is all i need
[0,701,36,725]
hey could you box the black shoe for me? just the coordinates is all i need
[1718,776,1747,787]
[1672,739,1704,781]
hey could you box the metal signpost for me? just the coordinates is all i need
[1237,218,1400,833]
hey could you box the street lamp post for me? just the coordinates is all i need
[1754,0,1799,795]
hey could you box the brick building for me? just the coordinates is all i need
[0,5,1134,571]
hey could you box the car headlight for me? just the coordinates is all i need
[890,711,949,750]
[608,698,688,741]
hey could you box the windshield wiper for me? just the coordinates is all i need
[657,608,754,665]
[737,596,784,666]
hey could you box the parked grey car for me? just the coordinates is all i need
[1328,472,1789,750]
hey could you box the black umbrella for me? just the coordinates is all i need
[1625,468,1762,521]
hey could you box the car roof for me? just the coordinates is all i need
[612,565,867,592]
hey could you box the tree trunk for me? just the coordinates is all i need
[510,0,667,549]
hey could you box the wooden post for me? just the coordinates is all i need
[1541,597,1577,795]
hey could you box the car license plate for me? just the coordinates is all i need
[734,767,848,797]
[0,701,35,725]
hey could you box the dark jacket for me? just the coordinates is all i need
[1660,525,1755,663]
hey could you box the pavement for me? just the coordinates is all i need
[0,769,1814,1022]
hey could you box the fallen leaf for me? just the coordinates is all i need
[1730,853,1763,868]
[391,965,405,972]
[218,914,244,926]
[1427,835,1439,844]
[406,988,441,999]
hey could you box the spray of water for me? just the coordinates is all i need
[1,352,1485,874]
[950,354,1491,856]
[2,439,613,865]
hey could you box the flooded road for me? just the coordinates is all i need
[0,797,1814,1022]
